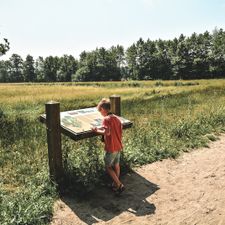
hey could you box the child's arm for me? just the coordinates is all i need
[92,126,110,135]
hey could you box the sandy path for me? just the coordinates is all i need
[51,134,225,225]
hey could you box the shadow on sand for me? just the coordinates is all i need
[60,170,159,224]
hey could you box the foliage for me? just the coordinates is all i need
[1,28,225,82]
[72,47,122,82]
[0,174,57,225]
[1,80,225,224]
[24,55,36,82]
[0,37,10,56]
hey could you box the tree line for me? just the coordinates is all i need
[0,28,225,82]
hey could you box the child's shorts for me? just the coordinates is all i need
[104,151,121,167]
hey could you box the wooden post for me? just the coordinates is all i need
[45,101,63,184]
[110,95,121,116]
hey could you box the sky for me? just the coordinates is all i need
[0,0,225,60]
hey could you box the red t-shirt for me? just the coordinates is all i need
[102,114,123,152]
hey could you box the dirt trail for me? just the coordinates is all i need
[51,134,225,225]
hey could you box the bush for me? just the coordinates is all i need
[0,173,57,225]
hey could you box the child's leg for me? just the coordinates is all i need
[114,163,120,179]
[114,152,121,179]
[105,152,123,189]
[106,166,121,188]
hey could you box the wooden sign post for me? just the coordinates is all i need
[45,101,63,184]
[110,95,121,116]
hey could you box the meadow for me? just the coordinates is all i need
[1,79,225,225]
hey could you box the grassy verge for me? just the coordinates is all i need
[1,79,225,224]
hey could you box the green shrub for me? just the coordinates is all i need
[0,172,57,225]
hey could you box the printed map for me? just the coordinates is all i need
[60,107,131,134]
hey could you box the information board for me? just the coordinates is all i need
[40,107,132,141]
[61,107,131,133]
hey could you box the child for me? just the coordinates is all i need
[92,98,125,194]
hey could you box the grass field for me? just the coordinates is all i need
[1,79,225,225]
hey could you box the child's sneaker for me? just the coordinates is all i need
[110,182,117,192]
[115,184,125,196]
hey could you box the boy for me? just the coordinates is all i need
[92,98,125,194]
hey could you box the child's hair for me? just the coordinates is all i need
[97,98,111,111]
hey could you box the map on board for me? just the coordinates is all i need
[60,107,131,134]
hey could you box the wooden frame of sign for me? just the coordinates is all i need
[39,106,132,141]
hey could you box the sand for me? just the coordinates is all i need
[51,134,225,225]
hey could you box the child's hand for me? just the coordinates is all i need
[91,127,98,132]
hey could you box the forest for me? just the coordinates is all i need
[0,28,225,82]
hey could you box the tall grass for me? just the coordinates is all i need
[1,79,225,224]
